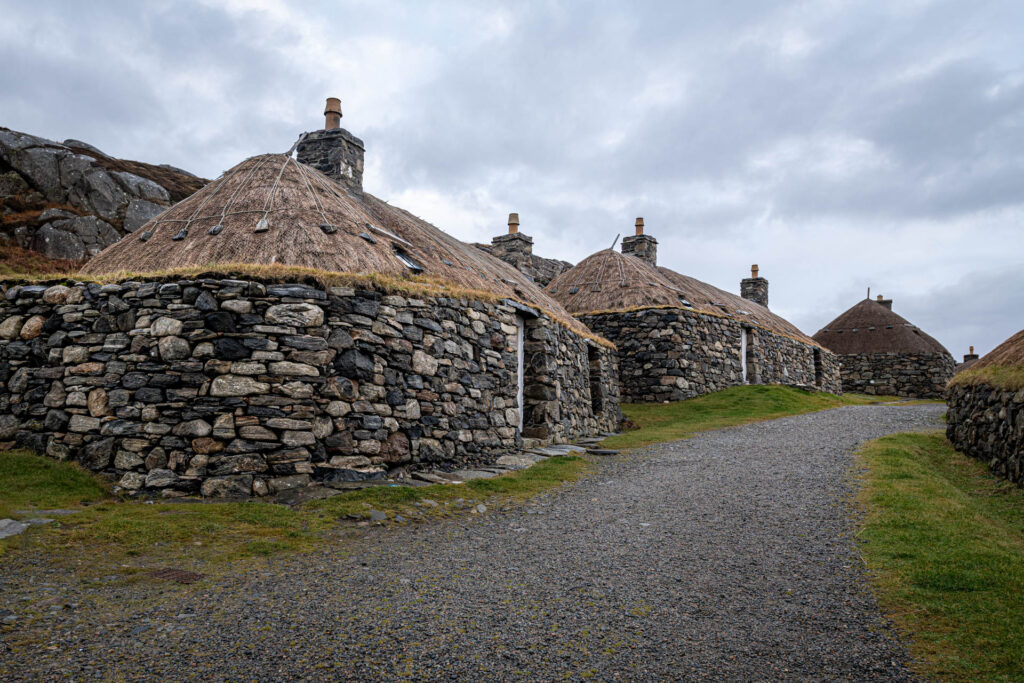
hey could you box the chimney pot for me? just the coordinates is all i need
[635,217,644,236]
[324,97,342,130]
[877,294,883,301]
[508,212,520,234]
[751,264,759,278]
[970,345,974,354]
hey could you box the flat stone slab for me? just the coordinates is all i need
[0,519,30,539]
[412,471,463,485]
[450,469,498,480]
[14,509,79,516]
[272,485,343,506]
[495,453,545,470]
[586,448,620,456]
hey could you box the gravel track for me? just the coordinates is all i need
[0,404,944,681]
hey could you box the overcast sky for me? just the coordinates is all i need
[2,0,1021,357]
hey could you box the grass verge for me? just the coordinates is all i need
[0,449,585,570]
[602,384,899,450]
[856,431,1024,681]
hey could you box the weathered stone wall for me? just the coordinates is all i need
[947,384,1024,484]
[520,316,621,441]
[578,307,840,403]
[835,352,955,398]
[0,278,617,497]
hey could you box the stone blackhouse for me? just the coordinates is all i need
[0,100,622,498]
[813,295,955,398]
[537,219,841,402]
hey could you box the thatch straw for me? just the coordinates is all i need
[546,249,820,345]
[812,298,950,356]
[80,154,600,341]
[948,329,1024,390]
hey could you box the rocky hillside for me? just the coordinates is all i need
[0,127,206,270]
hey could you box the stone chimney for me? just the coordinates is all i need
[875,294,893,310]
[963,346,979,363]
[621,217,658,266]
[740,264,769,308]
[296,97,365,193]
[490,212,535,275]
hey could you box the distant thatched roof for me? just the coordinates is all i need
[545,249,818,345]
[948,329,1024,390]
[969,330,1024,371]
[812,299,950,356]
[81,153,596,337]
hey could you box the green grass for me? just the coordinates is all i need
[602,385,896,450]
[857,431,1024,681]
[0,449,585,571]
[949,363,1024,391]
[0,449,107,518]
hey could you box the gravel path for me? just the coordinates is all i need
[1,404,943,681]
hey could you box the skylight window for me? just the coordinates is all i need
[394,248,423,273]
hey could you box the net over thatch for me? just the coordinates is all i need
[966,329,1024,371]
[81,153,595,336]
[545,249,818,344]
[812,299,950,355]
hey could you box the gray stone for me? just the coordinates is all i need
[0,415,19,440]
[265,303,324,327]
[158,336,190,360]
[201,475,254,498]
[69,415,101,433]
[33,224,85,260]
[0,519,30,539]
[210,375,270,397]
[281,431,315,447]
[412,350,438,376]
[151,316,183,337]
[268,361,319,377]
[173,419,212,437]
[0,316,25,340]
[267,474,311,494]
[123,199,165,233]
[117,472,146,490]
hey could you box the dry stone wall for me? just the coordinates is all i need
[520,315,621,441]
[0,278,619,497]
[578,307,840,403]
[836,352,955,398]
[947,384,1024,484]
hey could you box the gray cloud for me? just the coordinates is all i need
[1,0,1021,354]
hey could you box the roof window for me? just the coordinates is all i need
[394,247,423,273]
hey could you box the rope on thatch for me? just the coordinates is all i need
[82,153,603,342]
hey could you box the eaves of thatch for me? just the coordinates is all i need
[545,248,820,346]
[812,298,951,356]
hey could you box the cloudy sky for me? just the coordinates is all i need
[2,0,1021,356]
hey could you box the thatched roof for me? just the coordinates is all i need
[812,299,950,356]
[968,330,1024,371]
[545,249,819,345]
[81,153,596,337]
[948,329,1024,390]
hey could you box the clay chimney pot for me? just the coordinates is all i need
[970,345,974,354]
[877,294,883,301]
[751,264,759,278]
[508,212,520,234]
[635,217,644,236]
[324,97,342,130]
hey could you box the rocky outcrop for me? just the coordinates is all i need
[947,383,1024,484]
[0,127,205,263]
